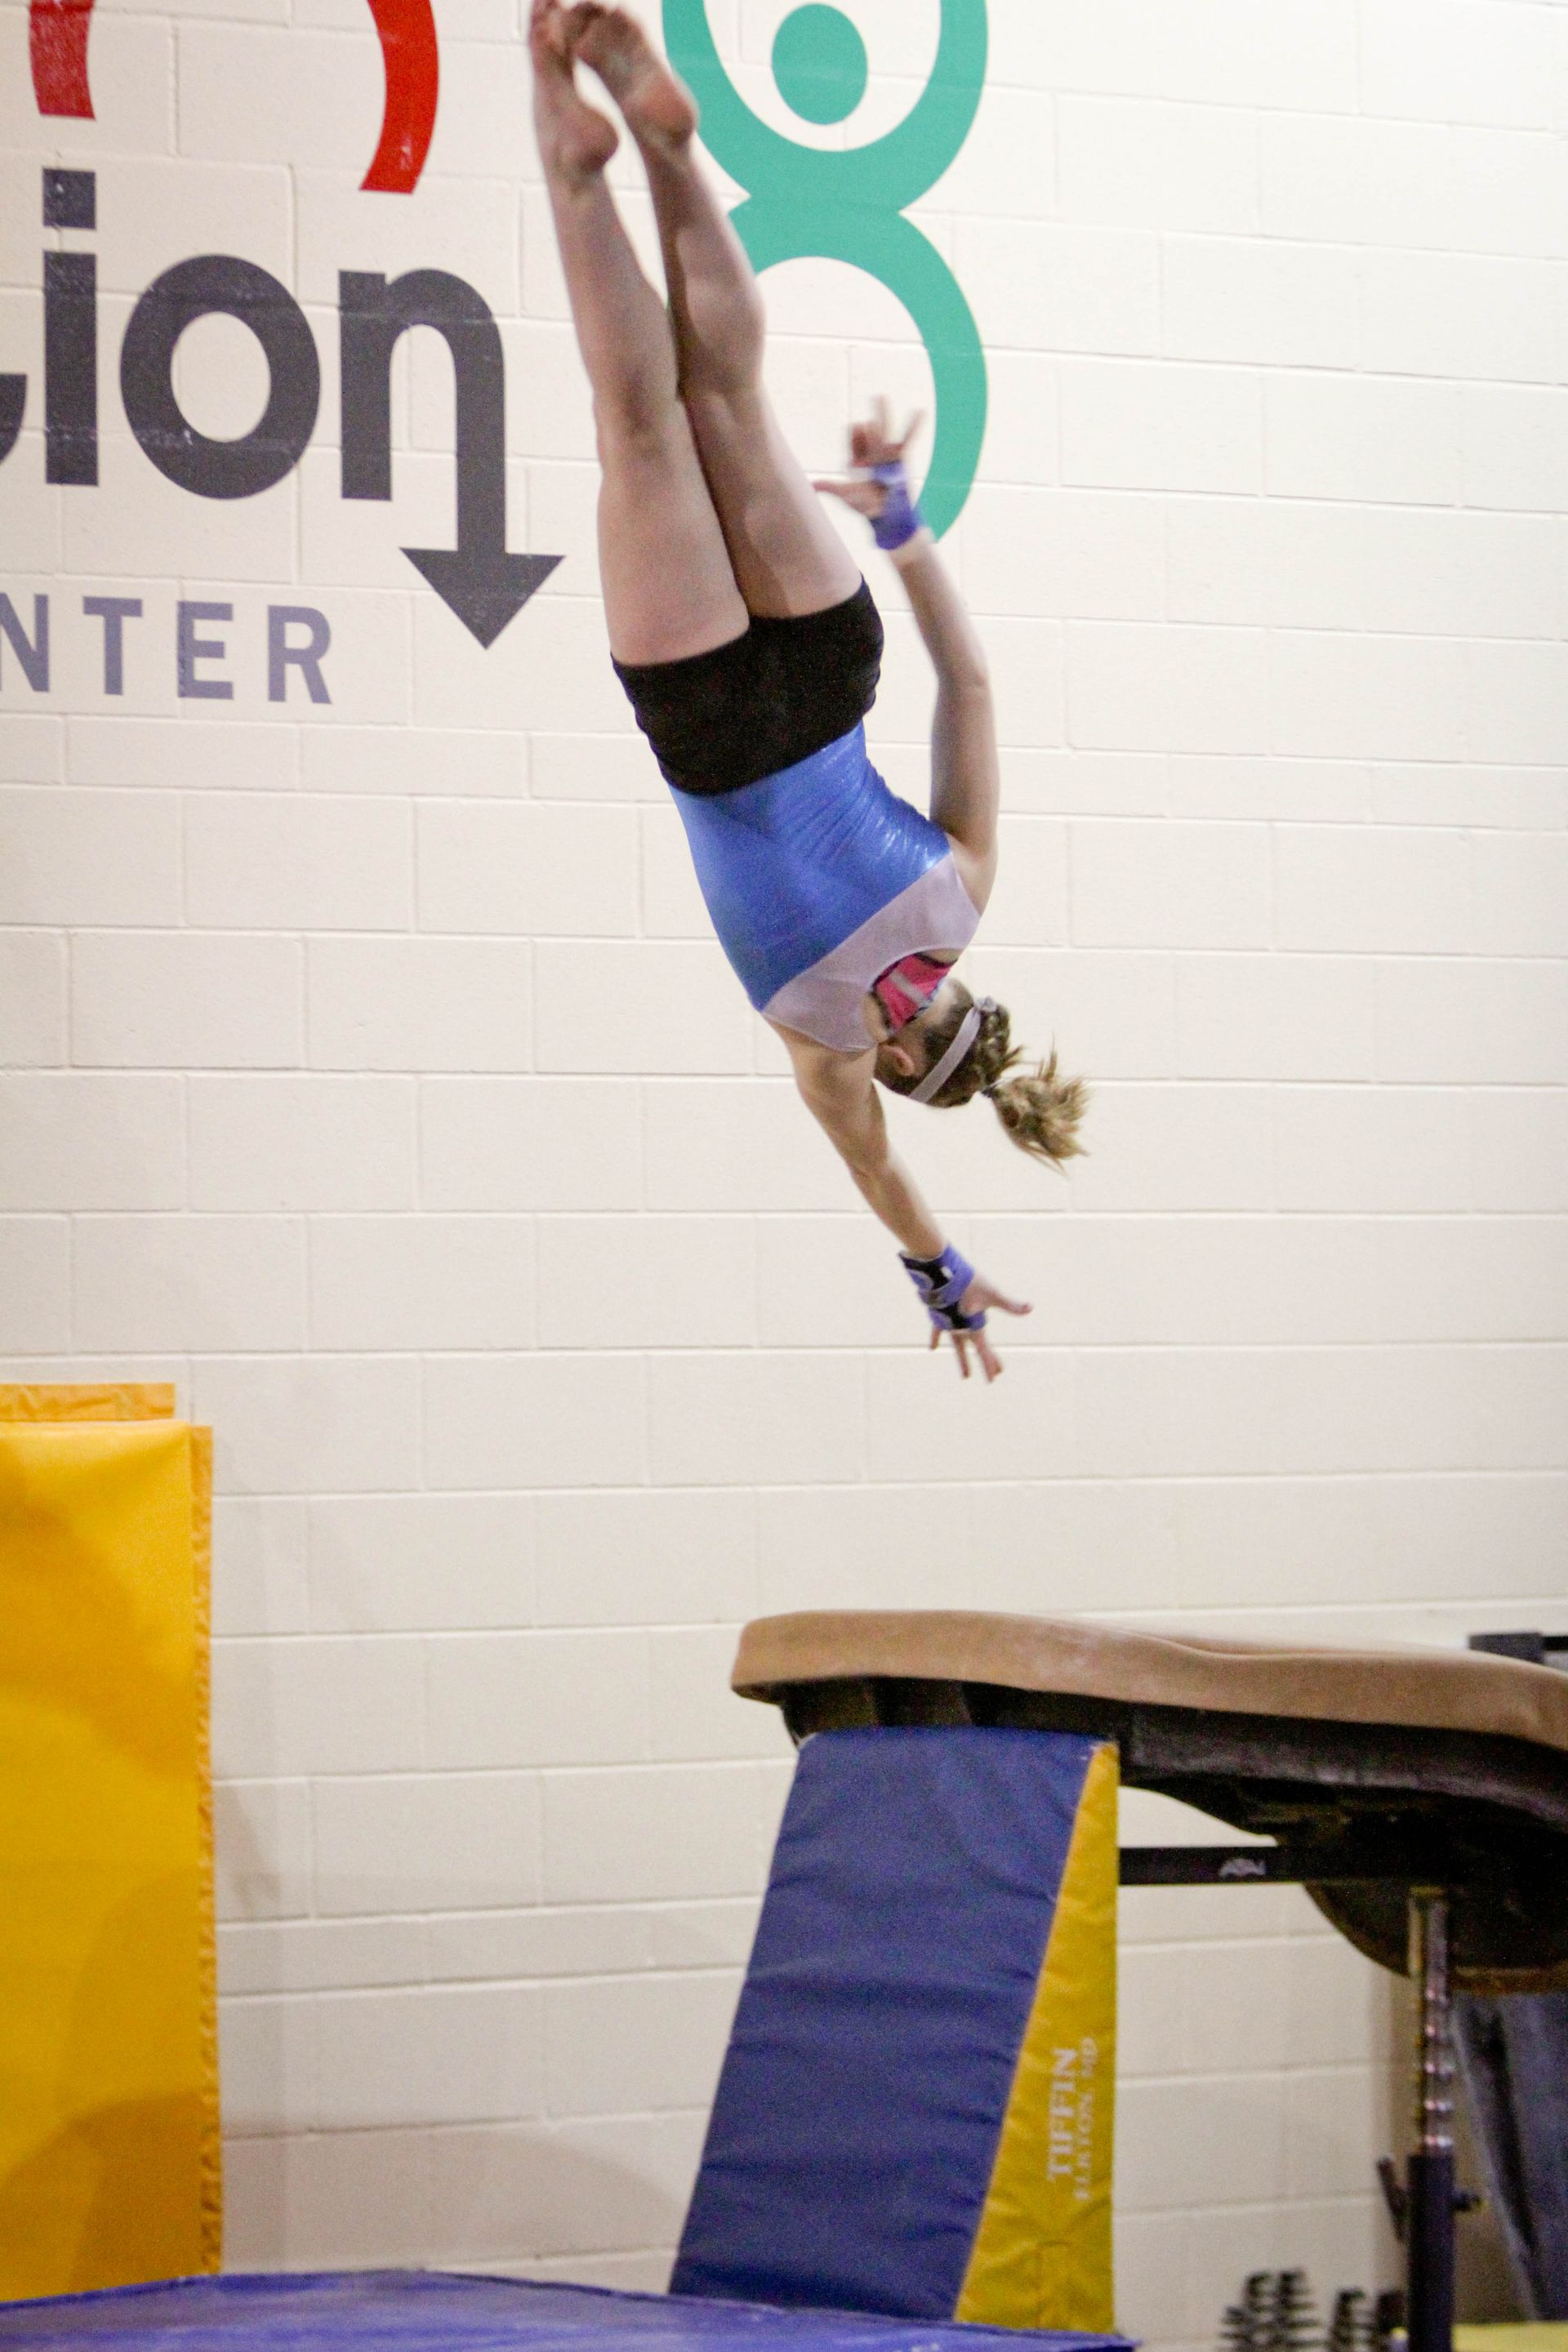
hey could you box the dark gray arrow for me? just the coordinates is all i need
[341,268,560,648]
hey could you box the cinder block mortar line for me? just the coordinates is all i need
[174,1334,1568,1357]
[1122,2193,1388,2224]
[203,1590,1568,1647]
[217,2110,708,2136]
[261,1205,1568,1218]
[194,1463,1568,1499]
[221,1960,743,2003]
[213,1759,786,1781]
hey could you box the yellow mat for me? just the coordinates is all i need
[0,1385,219,2299]
[957,1740,1118,2332]
[1457,2332,1568,2352]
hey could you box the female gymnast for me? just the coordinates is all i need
[531,0,1087,1380]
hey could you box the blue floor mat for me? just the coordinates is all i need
[0,2272,1135,2352]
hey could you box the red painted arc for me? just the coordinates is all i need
[28,0,440,193]
[362,0,441,194]
[29,0,96,120]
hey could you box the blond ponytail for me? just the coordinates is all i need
[887,988,1089,1166]
[982,1046,1089,1165]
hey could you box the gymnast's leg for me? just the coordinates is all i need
[531,0,747,664]
[565,4,864,621]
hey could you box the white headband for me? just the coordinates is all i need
[910,996,994,1104]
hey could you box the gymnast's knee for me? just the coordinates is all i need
[592,377,687,461]
[676,289,767,400]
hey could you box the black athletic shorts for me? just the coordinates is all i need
[612,580,884,796]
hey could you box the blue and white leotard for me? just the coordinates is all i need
[671,723,979,1054]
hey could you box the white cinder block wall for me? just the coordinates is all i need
[3,0,1566,2344]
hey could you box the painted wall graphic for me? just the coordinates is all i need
[29,0,443,194]
[1,154,564,653]
[10,0,562,656]
[664,0,988,537]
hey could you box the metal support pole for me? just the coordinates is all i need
[1405,1889,1456,2352]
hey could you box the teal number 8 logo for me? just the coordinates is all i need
[661,0,989,537]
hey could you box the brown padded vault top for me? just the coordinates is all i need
[732,1610,1568,1760]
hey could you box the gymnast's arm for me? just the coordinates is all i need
[777,1027,1030,1382]
[781,1031,945,1258]
[889,528,1000,912]
[813,403,999,905]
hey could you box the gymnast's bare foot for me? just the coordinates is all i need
[530,0,619,180]
[566,2,698,150]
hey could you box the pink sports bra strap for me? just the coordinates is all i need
[872,951,953,1033]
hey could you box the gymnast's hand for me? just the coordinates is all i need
[899,1241,1031,1383]
[933,1275,1032,1383]
[813,397,925,531]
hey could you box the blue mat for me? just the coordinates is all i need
[674,1728,1111,2321]
[0,2272,1134,2352]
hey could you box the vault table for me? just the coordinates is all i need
[731,1611,1568,2352]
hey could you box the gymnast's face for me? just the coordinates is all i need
[868,975,966,1090]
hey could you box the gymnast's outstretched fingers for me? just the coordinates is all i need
[813,403,926,523]
[928,1277,1032,1382]
[932,1325,989,1382]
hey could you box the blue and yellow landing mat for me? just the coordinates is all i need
[0,2272,1135,2352]
[674,1728,1120,2335]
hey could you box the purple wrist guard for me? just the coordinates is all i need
[870,459,924,553]
[900,1243,987,1332]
